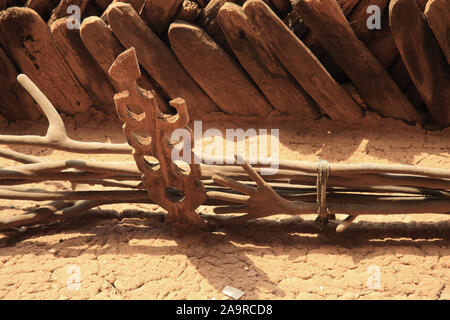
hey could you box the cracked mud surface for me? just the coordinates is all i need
[0,110,449,299]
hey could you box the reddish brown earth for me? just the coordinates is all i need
[0,110,449,299]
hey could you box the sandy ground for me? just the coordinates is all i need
[0,110,449,300]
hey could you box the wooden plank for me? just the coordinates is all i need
[388,57,413,92]
[79,16,170,113]
[424,0,450,64]
[0,0,7,10]
[198,0,240,56]
[50,17,116,114]
[295,0,423,124]
[346,0,398,68]
[243,0,362,122]
[291,0,360,82]
[25,0,52,16]
[48,0,88,26]
[174,0,202,23]
[100,0,146,19]
[169,21,273,117]
[270,0,291,17]
[94,0,112,11]
[282,5,309,39]
[106,2,218,116]
[0,47,40,121]
[0,7,93,114]
[217,2,320,118]
[84,0,103,17]
[141,0,182,36]
[390,0,450,126]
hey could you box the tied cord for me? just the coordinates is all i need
[315,159,333,228]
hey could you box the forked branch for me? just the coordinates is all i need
[0,74,132,154]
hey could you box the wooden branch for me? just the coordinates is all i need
[207,158,450,224]
[106,2,219,117]
[0,200,74,231]
[295,0,423,124]
[424,0,450,64]
[0,199,106,231]
[276,160,450,179]
[0,148,44,164]
[0,74,132,154]
[168,21,273,117]
[0,7,93,114]
[0,187,149,201]
[5,160,140,176]
[217,3,320,118]
[242,0,363,122]
[390,0,450,126]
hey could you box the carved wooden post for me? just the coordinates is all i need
[108,47,208,229]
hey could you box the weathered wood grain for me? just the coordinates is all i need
[388,57,413,92]
[292,0,360,82]
[84,0,103,17]
[50,17,116,113]
[94,0,112,11]
[0,47,40,121]
[199,0,240,56]
[25,0,53,16]
[282,5,309,39]
[295,0,422,124]
[48,0,88,26]
[106,2,218,116]
[243,0,362,122]
[169,21,273,117]
[424,0,450,64]
[175,0,202,23]
[217,3,320,118]
[390,0,450,126]
[346,0,398,68]
[270,0,291,17]
[100,0,145,19]
[0,7,93,114]
[80,16,170,113]
[141,0,182,36]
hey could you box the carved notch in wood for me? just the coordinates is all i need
[108,47,208,229]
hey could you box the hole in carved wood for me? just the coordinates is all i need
[165,187,185,203]
[174,160,191,176]
[134,131,152,146]
[143,155,160,171]
[126,105,146,121]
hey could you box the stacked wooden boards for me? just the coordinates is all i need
[0,0,448,126]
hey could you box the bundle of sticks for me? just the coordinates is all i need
[0,64,448,233]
